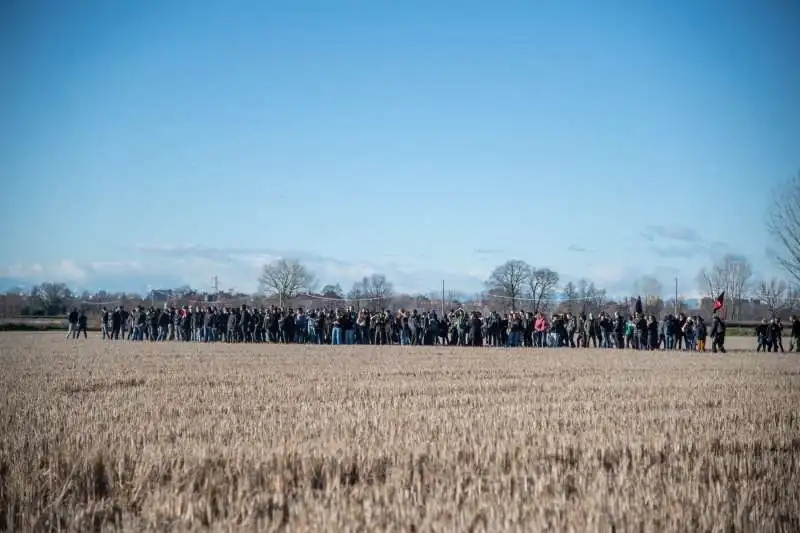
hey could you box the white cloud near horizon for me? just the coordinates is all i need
[0,244,714,301]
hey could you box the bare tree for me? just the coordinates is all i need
[767,171,800,285]
[32,282,74,315]
[527,268,559,313]
[369,274,394,309]
[561,281,578,313]
[633,275,664,315]
[756,277,787,318]
[320,283,344,299]
[696,254,753,320]
[351,274,394,310]
[347,281,365,309]
[258,259,315,307]
[446,289,466,309]
[786,284,800,318]
[575,279,606,314]
[485,260,532,311]
[590,284,608,313]
[664,297,689,316]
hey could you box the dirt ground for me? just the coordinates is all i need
[1,332,798,532]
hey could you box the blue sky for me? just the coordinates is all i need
[1,0,798,297]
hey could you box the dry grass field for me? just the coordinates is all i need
[1,333,799,532]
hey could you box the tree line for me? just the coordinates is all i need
[4,169,800,321]
[1,255,798,322]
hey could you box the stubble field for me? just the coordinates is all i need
[1,333,799,532]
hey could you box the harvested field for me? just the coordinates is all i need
[1,333,799,532]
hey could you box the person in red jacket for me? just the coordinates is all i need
[534,313,548,347]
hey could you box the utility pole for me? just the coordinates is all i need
[441,280,445,317]
[213,276,219,295]
[674,277,678,314]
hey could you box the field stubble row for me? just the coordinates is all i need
[1,332,798,532]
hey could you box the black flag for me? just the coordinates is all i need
[634,296,643,315]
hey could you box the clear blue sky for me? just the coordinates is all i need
[1,0,798,296]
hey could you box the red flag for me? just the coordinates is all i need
[713,291,725,310]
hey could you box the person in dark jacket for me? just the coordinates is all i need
[791,316,800,352]
[120,306,130,340]
[280,309,295,343]
[612,312,625,349]
[470,312,483,347]
[755,319,769,352]
[647,315,659,350]
[774,318,785,352]
[100,307,110,340]
[695,317,707,352]
[767,318,783,352]
[636,314,647,350]
[158,309,171,341]
[77,310,88,339]
[66,308,79,339]
[111,307,122,340]
[710,314,726,353]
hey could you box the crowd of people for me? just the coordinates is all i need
[60,302,800,353]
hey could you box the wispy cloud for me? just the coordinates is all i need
[0,260,89,282]
[648,240,729,259]
[648,245,701,259]
[567,244,590,253]
[133,245,488,294]
[641,224,728,260]
[642,225,703,244]
[474,248,505,256]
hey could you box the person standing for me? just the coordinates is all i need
[791,316,800,352]
[470,311,483,347]
[756,319,769,352]
[66,308,78,339]
[111,307,122,339]
[77,310,88,339]
[696,317,707,352]
[100,307,110,339]
[774,318,785,352]
[710,313,726,353]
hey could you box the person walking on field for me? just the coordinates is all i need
[100,307,110,339]
[77,310,88,339]
[710,313,726,353]
[695,317,707,352]
[66,308,78,339]
[791,316,800,352]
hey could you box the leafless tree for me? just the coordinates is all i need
[664,297,689,316]
[347,281,365,309]
[32,282,74,315]
[526,268,559,313]
[576,279,606,314]
[767,171,800,285]
[590,284,608,313]
[446,289,466,309]
[367,274,394,309]
[633,275,664,315]
[561,281,578,313]
[785,284,800,318]
[485,260,532,311]
[756,277,788,318]
[696,254,753,320]
[320,284,344,299]
[350,274,394,310]
[258,259,315,307]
